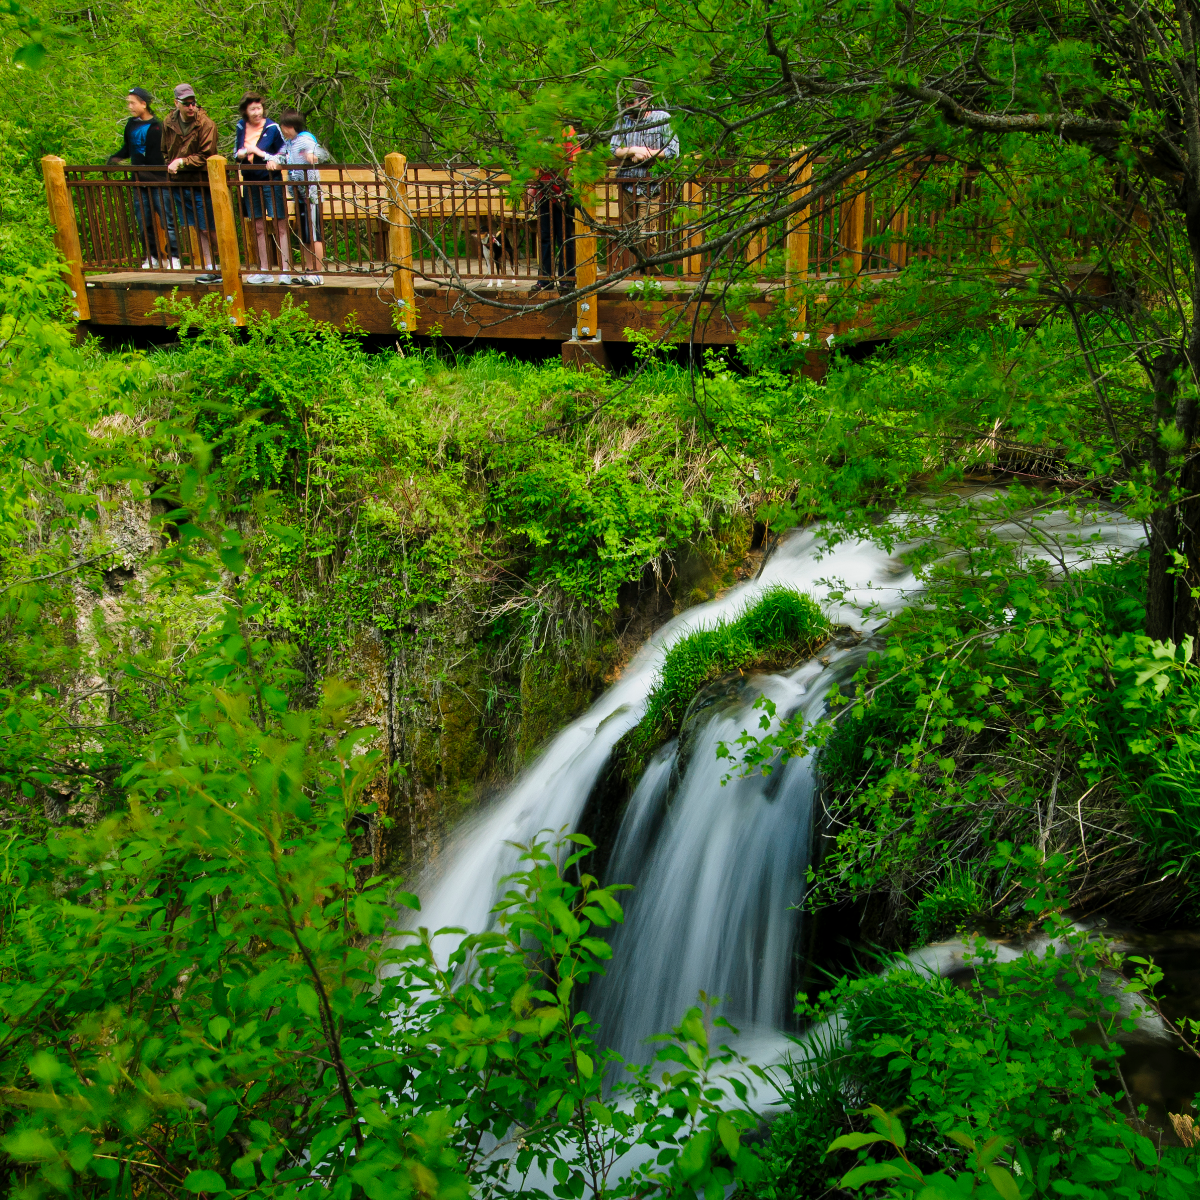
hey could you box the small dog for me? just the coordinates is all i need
[470,226,520,284]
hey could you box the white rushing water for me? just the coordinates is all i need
[404,508,1145,1066]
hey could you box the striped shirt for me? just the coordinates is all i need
[609,109,679,180]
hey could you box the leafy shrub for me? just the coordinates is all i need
[723,505,1200,935]
[160,297,389,493]
[0,590,770,1199]
[909,865,989,944]
[759,915,1200,1200]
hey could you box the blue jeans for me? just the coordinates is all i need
[132,187,179,257]
[172,185,215,233]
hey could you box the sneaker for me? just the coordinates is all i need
[528,280,555,296]
[279,274,295,285]
[170,256,181,270]
[195,272,222,285]
[140,258,154,270]
[303,274,323,286]
[246,273,275,285]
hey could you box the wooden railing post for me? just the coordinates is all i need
[684,180,703,277]
[574,179,600,340]
[786,152,812,335]
[384,153,417,332]
[206,157,245,323]
[746,163,770,266]
[845,172,866,284]
[40,156,90,322]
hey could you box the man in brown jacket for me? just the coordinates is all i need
[163,83,221,283]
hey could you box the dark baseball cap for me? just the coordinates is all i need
[128,87,153,104]
[173,83,196,101]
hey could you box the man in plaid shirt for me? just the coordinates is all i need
[609,80,679,272]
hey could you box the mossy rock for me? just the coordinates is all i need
[614,585,830,785]
[517,641,616,762]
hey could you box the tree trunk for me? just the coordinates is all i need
[1144,351,1182,643]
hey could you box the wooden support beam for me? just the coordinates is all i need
[746,163,770,266]
[40,156,90,321]
[385,152,417,332]
[684,181,703,277]
[574,178,599,340]
[889,202,908,272]
[786,152,812,335]
[206,156,245,323]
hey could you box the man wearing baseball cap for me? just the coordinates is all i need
[162,84,221,284]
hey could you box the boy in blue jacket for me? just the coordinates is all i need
[107,87,180,270]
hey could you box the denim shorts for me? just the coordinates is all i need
[241,182,287,219]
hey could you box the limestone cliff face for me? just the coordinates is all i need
[329,518,758,878]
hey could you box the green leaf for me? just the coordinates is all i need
[184,1169,228,1193]
[296,984,320,1017]
[717,1114,740,1160]
[839,1162,911,1189]
[212,1106,238,1141]
[575,1050,593,1080]
[678,1130,712,1178]
[985,1165,1022,1200]
[827,1131,888,1152]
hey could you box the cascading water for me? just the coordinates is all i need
[589,650,870,1064]
[407,510,1145,1066]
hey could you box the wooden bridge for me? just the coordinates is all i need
[39,151,1047,365]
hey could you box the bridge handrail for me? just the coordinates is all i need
[43,153,1056,329]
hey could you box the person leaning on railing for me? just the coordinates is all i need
[162,83,221,284]
[609,79,678,273]
[267,110,327,287]
[234,94,290,285]
[106,86,181,271]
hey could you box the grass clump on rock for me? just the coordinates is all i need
[625,586,830,771]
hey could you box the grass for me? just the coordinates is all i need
[619,585,830,778]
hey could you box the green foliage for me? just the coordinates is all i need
[755,912,1200,1200]
[722,492,1200,934]
[0,264,158,817]
[0,699,768,1198]
[622,586,828,773]
[909,865,989,946]
[159,296,394,495]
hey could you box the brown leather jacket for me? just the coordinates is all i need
[161,107,219,181]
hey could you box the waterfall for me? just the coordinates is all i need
[405,511,1144,1064]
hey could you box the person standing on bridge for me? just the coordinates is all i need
[528,124,580,298]
[107,87,180,271]
[609,79,678,273]
[162,84,221,285]
[234,94,290,285]
[269,110,327,287]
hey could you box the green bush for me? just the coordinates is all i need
[757,914,1200,1200]
[724,512,1200,935]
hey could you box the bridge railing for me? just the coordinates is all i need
[46,156,950,279]
[42,152,1021,329]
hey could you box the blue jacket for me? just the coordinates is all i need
[234,118,286,181]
